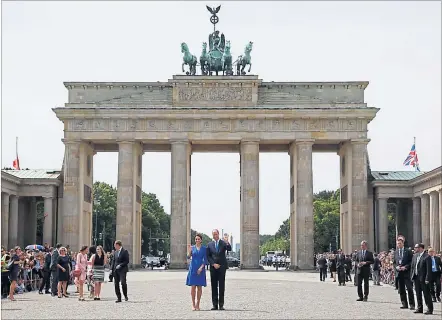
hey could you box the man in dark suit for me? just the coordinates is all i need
[427,247,441,302]
[372,253,381,285]
[355,240,374,301]
[111,240,129,303]
[38,251,52,294]
[50,244,61,296]
[335,250,346,286]
[394,238,415,309]
[411,243,433,314]
[206,229,231,310]
[317,254,327,282]
[345,255,352,282]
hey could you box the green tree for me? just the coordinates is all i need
[92,182,117,251]
[260,189,341,255]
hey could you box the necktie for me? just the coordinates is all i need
[116,250,120,259]
[432,257,436,272]
[215,241,218,252]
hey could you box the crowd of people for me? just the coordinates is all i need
[315,236,442,315]
[1,243,114,301]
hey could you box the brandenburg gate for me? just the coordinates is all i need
[53,6,378,269]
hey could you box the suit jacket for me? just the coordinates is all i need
[372,257,381,271]
[411,252,431,282]
[50,249,59,271]
[427,255,442,281]
[336,254,346,270]
[43,253,51,271]
[111,248,129,273]
[393,247,413,277]
[206,240,232,269]
[355,250,374,275]
[317,257,327,268]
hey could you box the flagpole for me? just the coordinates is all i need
[16,137,18,159]
[414,137,417,172]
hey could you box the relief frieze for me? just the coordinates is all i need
[67,118,366,133]
[177,87,253,101]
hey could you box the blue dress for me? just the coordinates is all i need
[186,245,207,287]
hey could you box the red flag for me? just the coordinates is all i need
[12,158,20,170]
[13,137,20,170]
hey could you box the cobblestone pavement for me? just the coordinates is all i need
[2,269,441,319]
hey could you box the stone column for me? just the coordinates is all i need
[377,197,389,252]
[116,141,143,267]
[1,193,10,248]
[43,197,53,245]
[17,198,26,247]
[429,191,440,251]
[289,143,297,269]
[186,149,192,249]
[367,188,374,250]
[240,140,260,269]
[62,140,81,249]
[338,142,352,254]
[295,139,314,269]
[412,197,422,244]
[421,194,430,247]
[169,140,190,269]
[351,139,369,249]
[28,197,37,244]
[8,195,19,247]
[439,190,442,252]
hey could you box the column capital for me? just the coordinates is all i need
[240,139,260,144]
[295,139,315,145]
[62,139,82,145]
[170,139,190,145]
[351,138,371,145]
[116,140,136,145]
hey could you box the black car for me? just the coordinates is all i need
[226,256,240,268]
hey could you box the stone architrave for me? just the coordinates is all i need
[412,197,422,244]
[295,139,314,269]
[116,141,143,266]
[351,139,369,249]
[8,195,18,247]
[240,140,260,269]
[421,194,430,247]
[169,140,191,269]
[429,192,440,251]
[2,193,10,248]
[43,197,53,245]
[377,197,389,252]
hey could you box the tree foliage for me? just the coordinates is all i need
[91,182,210,256]
[260,189,341,255]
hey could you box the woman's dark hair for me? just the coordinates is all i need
[195,233,203,241]
[89,246,96,254]
[80,245,88,252]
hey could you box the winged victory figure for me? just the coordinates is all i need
[206,5,221,15]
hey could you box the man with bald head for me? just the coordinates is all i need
[206,229,232,310]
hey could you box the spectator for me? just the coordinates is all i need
[56,247,70,298]
[8,246,22,301]
[75,246,88,301]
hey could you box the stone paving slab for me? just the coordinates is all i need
[1,270,441,319]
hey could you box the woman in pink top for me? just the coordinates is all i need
[75,246,88,301]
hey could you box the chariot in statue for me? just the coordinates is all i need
[181,5,253,76]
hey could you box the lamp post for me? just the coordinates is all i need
[93,199,101,246]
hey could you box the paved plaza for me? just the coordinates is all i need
[2,269,441,319]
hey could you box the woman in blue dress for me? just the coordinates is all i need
[186,233,207,311]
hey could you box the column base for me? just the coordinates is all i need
[168,263,188,270]
[239,265,264,270]
[288,264,315,271]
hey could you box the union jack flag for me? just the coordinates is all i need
[403,143,420,171]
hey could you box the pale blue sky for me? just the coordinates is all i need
[2,2,441,242]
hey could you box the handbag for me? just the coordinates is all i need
[72,269,82,278]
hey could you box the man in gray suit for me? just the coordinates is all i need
[50,244,61,296]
